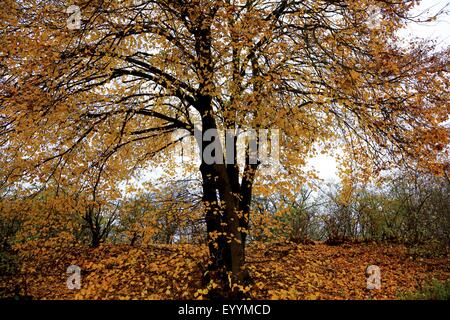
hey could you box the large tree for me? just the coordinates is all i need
[1,0,449,297]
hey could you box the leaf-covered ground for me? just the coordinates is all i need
[2,242,448,300]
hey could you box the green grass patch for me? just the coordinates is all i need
[399,278,450,300]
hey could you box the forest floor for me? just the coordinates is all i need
[2,242,449,300]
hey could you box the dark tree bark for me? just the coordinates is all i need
[198,114,252,298]
[190,12,260,298]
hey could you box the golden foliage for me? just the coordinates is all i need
[2,242,448,300]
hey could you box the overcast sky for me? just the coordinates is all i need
[312,0,450,182]
[403,0,450,48]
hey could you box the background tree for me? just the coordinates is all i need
[115,180,204,246]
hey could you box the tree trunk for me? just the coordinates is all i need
[200,171,247,299]
[192,14,255,299]
[198,116,251,299]
[90,228,101,248]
